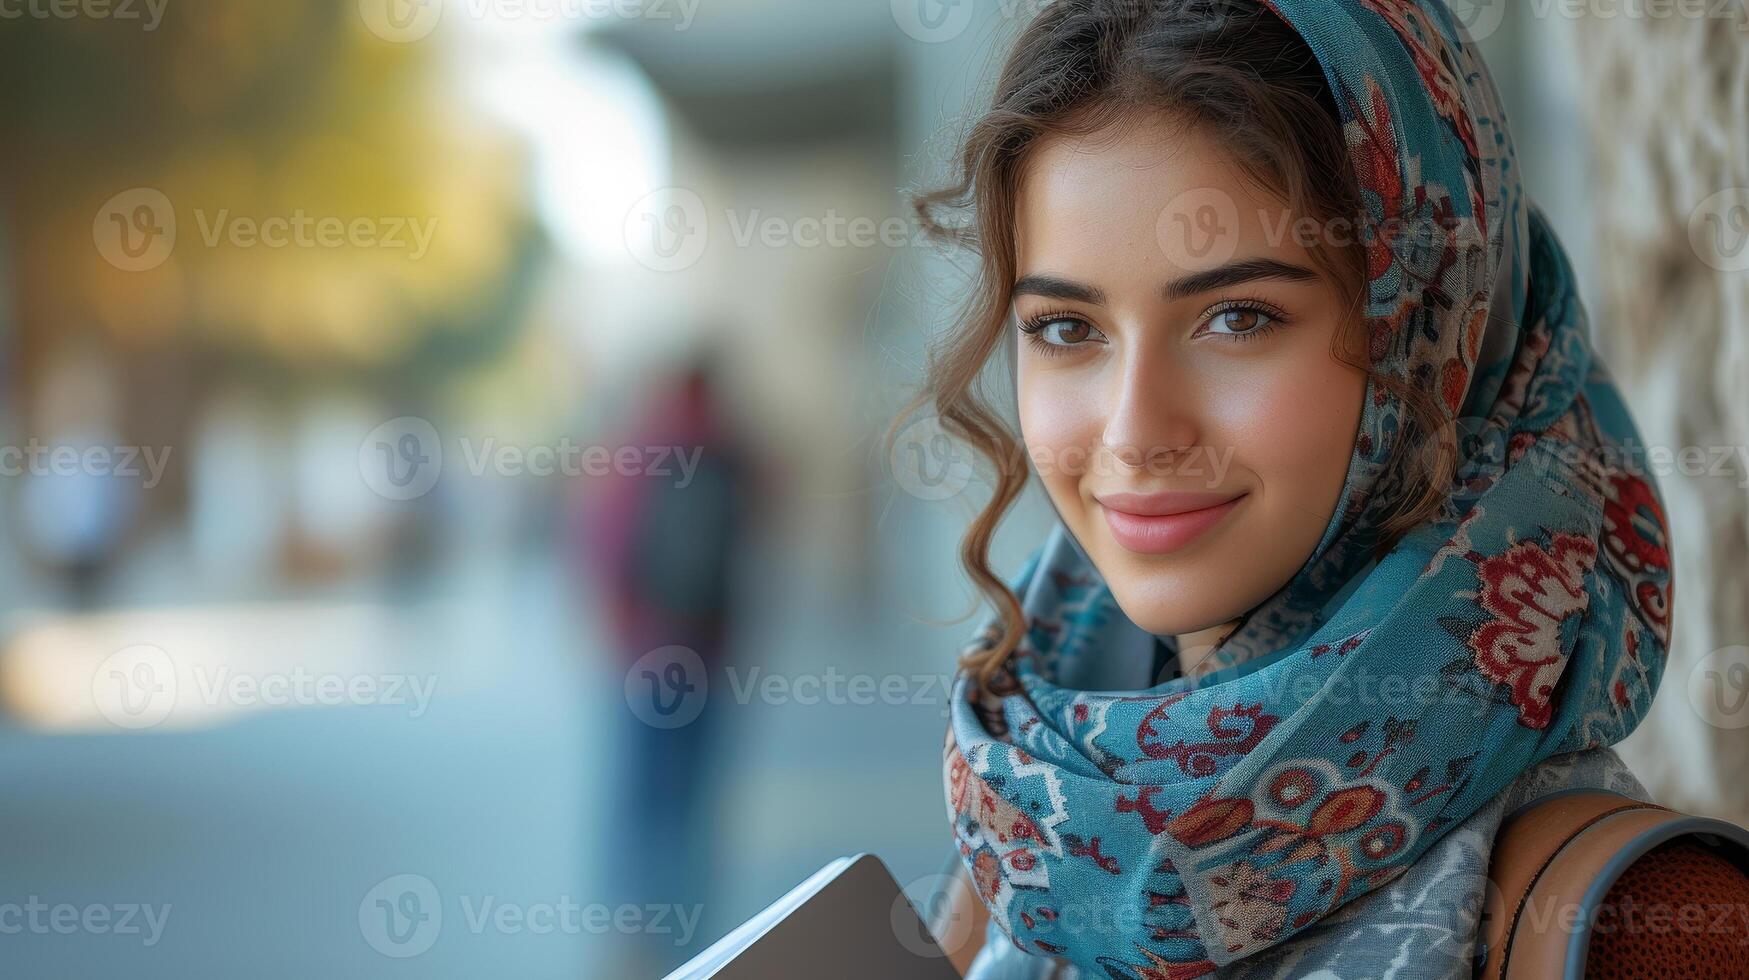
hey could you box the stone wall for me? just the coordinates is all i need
[1563,13,1749,824]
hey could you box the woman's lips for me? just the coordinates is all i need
[1098,493,1248,555]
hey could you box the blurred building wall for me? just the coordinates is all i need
[1560,12,1749,825]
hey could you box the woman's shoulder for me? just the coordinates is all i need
[1494,746,1650,812]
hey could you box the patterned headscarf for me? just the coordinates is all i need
[943,0,1675,975]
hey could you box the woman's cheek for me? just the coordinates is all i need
[1018,367,1102,498]
[1229,363,1360,512]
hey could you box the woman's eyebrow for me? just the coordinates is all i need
[1163,257,1320,301]
[1014,260,1319,305]
[1012,274,1106,305]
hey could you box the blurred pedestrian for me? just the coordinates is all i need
[575,345,754,975]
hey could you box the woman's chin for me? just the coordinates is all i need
[1105,592,1234,639]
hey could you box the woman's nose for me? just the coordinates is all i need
[1100,345,1200,472]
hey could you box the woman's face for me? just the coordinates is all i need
[1012,112,1369,641]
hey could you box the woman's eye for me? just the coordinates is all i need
[1203,306,1281,338]
[1022,316,1105,349]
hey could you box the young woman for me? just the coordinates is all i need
[896,0,1737,976]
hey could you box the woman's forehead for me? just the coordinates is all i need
[1014,123,1317,285]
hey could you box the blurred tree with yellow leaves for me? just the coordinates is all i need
[0,0,546,385]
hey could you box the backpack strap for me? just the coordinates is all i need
[1477,788,1749,979]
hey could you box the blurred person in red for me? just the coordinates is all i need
[575,343,758,974]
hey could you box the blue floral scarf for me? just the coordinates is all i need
[943,0,1675,975]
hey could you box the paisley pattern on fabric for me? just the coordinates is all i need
[942,1,1674,975]
[961,748,1651,980]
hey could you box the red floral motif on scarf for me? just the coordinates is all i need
[1601,470,1672,645]
[1470,532,1599,728]
[1357,0,1480,163]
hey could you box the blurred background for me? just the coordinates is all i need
[0,1,1744,977]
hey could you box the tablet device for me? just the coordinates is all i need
[662,853,964,979]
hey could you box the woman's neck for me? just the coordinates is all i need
[1174,618,1242,677]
